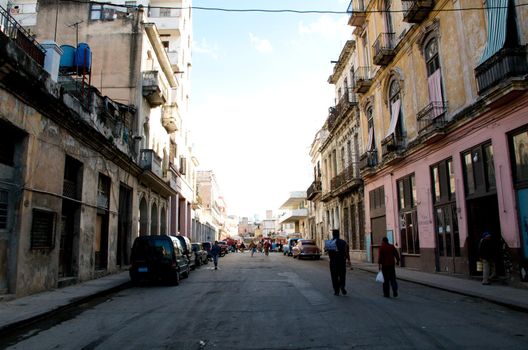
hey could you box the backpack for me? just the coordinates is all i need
[324,239,338,252]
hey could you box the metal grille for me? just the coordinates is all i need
[0,190,7,229]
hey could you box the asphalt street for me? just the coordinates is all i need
[2,252,528,350]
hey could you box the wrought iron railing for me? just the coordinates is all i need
[373,33,396,65]
[0,6,45,65]
[359,150,378,170]
[307,180,322,200]
[475,46,528,95]
[347,0,367,26]
[352,66,373,93]
[401,0,434,23]
[417,101,447,135]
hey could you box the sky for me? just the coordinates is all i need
[189,0,352,220]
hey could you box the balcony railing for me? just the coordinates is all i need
[326,107,338,130]
[381,133,405,160]
[140,149,163,178]
[0,6,45,66]
[402,0,434,23]
[142,71,167,107]
[359,150,378,171]
[347,0,367,27]
[335,89,358,117]
[352,66,373,93]
[417,101,447,136]
[307,180,322,200]
[330,173,345,192]
[373,33,396,66]
[475,46,528,95]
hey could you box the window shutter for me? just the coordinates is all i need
[31,209,56,249]
[180,157,186,175]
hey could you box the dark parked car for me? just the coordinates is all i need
[175,235,196,270]
[129,235,190,285]
[292,239,321,260]
[202,241,212,260]
[192,243,209,266]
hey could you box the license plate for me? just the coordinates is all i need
[138,267,148,273]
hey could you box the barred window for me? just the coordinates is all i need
[31,209,56,250]
[0,190,8,229]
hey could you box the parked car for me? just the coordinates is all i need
[292,239,321,260]
[129,235,190,285]
[192,243,209,266]
[202,241,212,260]
[175,235,196,270]
[217,240,229,256]
[283,238,300,256]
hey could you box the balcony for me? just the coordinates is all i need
[148,7,182,33]
[347,0,367,27]
[326,107,338,131]
[142,71,167,107]
[166,162,182,192]
[402,0,434,23]
[352,67,373,93]
[359,151,378,175]
[381,134,405,163]
[278,208,309,224]
[417,101,447,142]
[62,179,79,200]
[475,46,528,95]
[0,6,45,66]
[139,149,162,178]
[373,33,396,66]
[307,180,322,200]
[161,104,181,133]
[335,89,358,117]
[332,164,362,195]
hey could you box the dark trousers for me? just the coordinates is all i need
[330,260,346,292]
[381,266,398,296]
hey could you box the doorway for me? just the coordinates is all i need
[117,185,132,266]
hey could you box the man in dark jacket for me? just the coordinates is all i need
[479,231,498,285]
[328,229,351,296]
[211,241,221,270]
[378,237,400,298]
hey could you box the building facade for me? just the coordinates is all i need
[344,0,528,280]
[278,191,308,236]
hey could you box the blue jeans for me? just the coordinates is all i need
[212,255,219,267]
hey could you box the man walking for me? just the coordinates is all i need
[378,237,400,297]
[211,241,221,270]
[327,229,351,296]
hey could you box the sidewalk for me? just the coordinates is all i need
[0,271,130,336]
[1,262,528,337]
[352,260,528,312]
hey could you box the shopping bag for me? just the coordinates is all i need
[476,260,483,272]
[376,271,384,283]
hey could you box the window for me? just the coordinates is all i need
[369,186,385,211]
[510,128,528,184]
[424,37,445,115]
[0,190,8,229]
[386,78,403,140]
[31,209,56,250]
[397,174,420,254]
[462,142,496,197]
[367,106,375,151]
[90,4,102,20]
[431,159,460,257]
[97,174,111,209]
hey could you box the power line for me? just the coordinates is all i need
[58,0,528,15]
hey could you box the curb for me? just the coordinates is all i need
[354,266,528,313]
[0,281,131,338]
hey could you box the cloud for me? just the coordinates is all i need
[193,38,220,59]
[298,15,350,41]
[249,33,273,53]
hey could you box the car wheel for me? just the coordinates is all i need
[171,271,180,286]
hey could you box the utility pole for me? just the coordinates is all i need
[67,20,83,46]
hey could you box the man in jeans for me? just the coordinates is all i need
[378,237,400,298]
[211,241,221,270]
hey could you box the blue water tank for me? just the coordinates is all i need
[59,45,76,72]
[74,43,92,73]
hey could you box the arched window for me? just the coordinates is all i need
[386,77,404,141]
[366,106,375,152]
[425,38,440,77]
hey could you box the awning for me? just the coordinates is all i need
[479,0,508,64]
